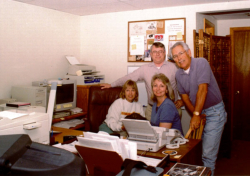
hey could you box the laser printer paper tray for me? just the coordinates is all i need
[122,119,167,152]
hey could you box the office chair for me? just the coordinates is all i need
[185,116,206,139]
[85,86,122,132]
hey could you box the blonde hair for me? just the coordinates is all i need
[120,80,139,102]
[151,73,175,102]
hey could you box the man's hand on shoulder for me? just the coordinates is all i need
[100,83,111,89]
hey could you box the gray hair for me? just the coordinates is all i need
[169,42,190,57]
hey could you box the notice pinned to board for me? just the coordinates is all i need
[130,35,144,55]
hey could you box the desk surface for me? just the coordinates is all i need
[137,139,203,166]
[51,126,84,143]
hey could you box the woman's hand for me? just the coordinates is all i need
[174,99,184,109]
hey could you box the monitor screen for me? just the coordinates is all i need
[56,84,74,104]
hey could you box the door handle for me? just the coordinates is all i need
[235,91,240,94]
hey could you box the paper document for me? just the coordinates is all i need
[137,156,162,167]
[77,136,115,152]
[83,132,121,154]
[0,111,27,119]
[53,141,79,153]
[66,56,80,65]
[77,132,137,161]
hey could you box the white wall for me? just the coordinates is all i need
[80,1,250,84]
[0,1,81,98]
[217,19,250,36]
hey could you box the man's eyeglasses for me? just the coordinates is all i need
[152,50,165,55]
[172,51,186,60]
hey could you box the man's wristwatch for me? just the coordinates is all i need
[193,111,200,116]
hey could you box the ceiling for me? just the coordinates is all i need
[13,0,250,19]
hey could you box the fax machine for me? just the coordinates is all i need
[0,111,49,144]
[122,119,186,152]
[122,119,168,152]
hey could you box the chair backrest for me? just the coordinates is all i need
[75,145,123,176]
[87,86,122,132]
[185,117,206,139]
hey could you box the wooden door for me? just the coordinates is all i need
[230,27,250,141]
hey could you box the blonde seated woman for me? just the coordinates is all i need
[150,73,183,135]
[99,80,145,134]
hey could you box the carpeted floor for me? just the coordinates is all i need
[214,140,250,175]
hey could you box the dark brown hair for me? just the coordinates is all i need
[150,42,165,52]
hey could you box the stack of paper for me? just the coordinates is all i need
[77,132,137,160]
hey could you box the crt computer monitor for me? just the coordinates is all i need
[47,79,77,112]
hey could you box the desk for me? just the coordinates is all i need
[51,126,84,143]
[137,139,203,166]
[51,128,209,175]
[52,127,202,165]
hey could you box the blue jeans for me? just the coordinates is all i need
[201,101,227,175]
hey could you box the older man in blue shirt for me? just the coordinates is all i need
[170,42,227,175]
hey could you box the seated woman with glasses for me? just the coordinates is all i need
[99,80,145,134]
[150,73,183,135]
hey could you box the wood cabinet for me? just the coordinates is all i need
[76,84,100,113]
[76,85,91,113]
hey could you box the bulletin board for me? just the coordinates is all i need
[128,18,186,62]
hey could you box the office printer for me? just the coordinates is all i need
[67,64,96,76]
[0,111,49,144]
[65,74,105,85]
[122,119,185,152]
[65,56,105,84]
[66,55,96,76]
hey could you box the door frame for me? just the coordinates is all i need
[203,18,215,35]
[230,27,250,141]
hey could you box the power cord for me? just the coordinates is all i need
[140,148,152,156]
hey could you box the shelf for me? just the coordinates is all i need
[52,112,87,124]
[69,123,85,130]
